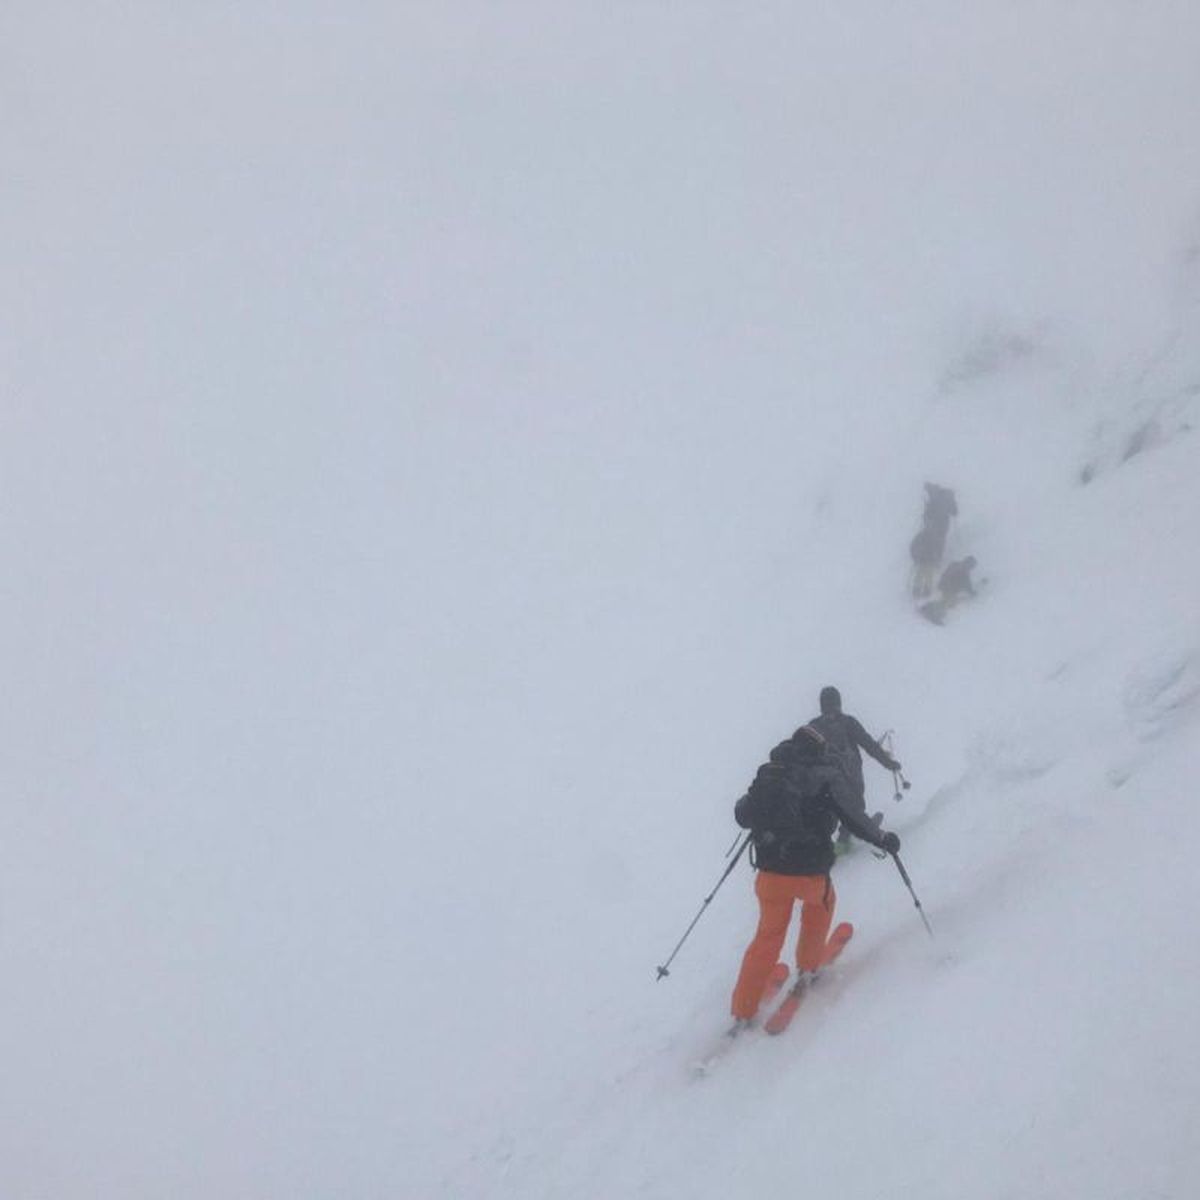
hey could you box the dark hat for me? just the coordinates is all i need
[819,686,842,715]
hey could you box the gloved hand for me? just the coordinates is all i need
[888,759,902,772]
[880,831,900,855]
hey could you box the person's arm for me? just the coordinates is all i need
[849,717,900,771]
[820,785,899,853]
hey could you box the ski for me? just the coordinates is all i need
[691,962,789,1077]
[763,922,853,1036]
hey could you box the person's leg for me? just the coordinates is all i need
[836,785,869,850]
[841,784,870,826]
[913,562,935,598]
[731,872,795,1019]
[795,875,836,973]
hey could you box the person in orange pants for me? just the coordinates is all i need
[729,725,898,1022]
[731,871,837,1019]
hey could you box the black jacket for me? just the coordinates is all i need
[922,484,958,531]
[734,739,890,875]
[938,559,976,601]
[808,711,897,799]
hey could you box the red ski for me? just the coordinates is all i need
[763,922,853,1036]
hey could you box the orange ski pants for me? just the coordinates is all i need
[730,870,836,1020]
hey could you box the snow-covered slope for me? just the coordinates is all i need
[440,342,1200,1200]
[3,7,1199,1200]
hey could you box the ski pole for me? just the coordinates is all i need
[890,851,933,938]
[656,832,752,980]
[881,731,911,802]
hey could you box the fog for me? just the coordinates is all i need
[3,5,1199,1197]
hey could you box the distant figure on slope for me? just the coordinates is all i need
[909,482,958,599]
[729,725,899,1024]
[918,556,980,625]
[909,527,943,601]
[937,556,977,605]
[808,685,901,848]
[922,481,958,529]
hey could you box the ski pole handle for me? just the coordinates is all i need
[881,731,911,799]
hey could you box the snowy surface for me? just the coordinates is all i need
[3,6,1199,1199]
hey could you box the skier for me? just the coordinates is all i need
[937,556,977,606]
[729,725,899,1022]
[909,482,958,598]
[909,526,943,600]
[922,482,958,529]
[808,686,901,846]
[917,556,979,625]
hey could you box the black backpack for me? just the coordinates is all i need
[735,742,837,872]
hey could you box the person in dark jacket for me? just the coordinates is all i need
[910,483,958,598]
[922,482,958,529]
[937,556,977,605]
[729,726,899,1022]
[918,556,980,625]
[909,525,944,599]
[808,686,900,841]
